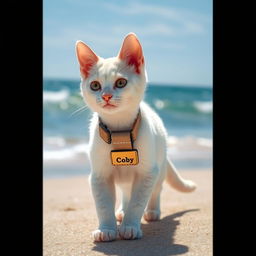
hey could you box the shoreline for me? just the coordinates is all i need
[44,169,212,256]
[43,155,212,179]
[43,167,211,180]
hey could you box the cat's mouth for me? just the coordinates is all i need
[102,102,117,109]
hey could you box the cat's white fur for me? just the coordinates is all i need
[76,33,196,242]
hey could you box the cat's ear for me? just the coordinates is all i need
[76,41,99,79]
[118,33,144,74]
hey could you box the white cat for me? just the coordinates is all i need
[75,33,196,242]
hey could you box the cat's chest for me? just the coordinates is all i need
[112,166,137,184]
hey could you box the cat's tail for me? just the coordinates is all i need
[165,159,197,192]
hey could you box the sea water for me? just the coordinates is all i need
[43,79,212,178]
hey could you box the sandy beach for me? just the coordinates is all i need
[43,169,212,256]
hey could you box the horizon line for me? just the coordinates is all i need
[43,77,212,88]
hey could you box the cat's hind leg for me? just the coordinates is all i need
[143,161,165,222]
[143,183,162,221]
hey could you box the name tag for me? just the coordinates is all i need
[111,150,139,166]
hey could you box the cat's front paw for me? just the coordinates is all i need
[118,224,142,240]
[92,229,117,242]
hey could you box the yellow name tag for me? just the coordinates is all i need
[111,150,139,166]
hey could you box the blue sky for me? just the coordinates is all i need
[43,0,212,86]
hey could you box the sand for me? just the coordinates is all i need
[43,170,212,256]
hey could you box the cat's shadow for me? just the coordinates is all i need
[91,209,199,256]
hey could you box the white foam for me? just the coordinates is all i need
[43,90,69,103]
[167,136,179,145]
[44,148,77,160]
[167,135,212,160]
[193,101,212,113]
[43,143,89,161]
[168,136,212,150]
[44,136,66,147]
[154,99,165,110]
[197,137,212,148]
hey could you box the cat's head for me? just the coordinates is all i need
[75,33,147,115]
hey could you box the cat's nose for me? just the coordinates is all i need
[102,93,113,102]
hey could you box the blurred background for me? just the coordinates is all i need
[43,0,212,178]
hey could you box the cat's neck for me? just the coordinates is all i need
[97,106,140,131]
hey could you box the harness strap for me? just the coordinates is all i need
[99,110,141,150]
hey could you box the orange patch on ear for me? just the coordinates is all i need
[118,33,144,74]
[76,41,98,78]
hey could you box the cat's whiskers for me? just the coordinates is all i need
[69,105,88,118]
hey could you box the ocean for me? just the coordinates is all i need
[43,79,212,178]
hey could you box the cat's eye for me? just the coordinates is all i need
[90,81,101,91]
[115,78,127,89]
